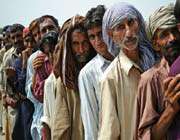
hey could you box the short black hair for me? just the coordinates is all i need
[10,24,24,33]
[39,15,59,28]
[84,5,106,30]
[2,25,11,33]
[174,0,180,21]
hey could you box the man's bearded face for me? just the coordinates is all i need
[71,30,90,63]
[154,27,180,65]
[10,30,24,53]
[162,40,180,65]
[111,18,139,51]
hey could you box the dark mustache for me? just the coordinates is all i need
[164,40,180,50]
[124,37,137,44]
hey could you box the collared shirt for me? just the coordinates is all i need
[0,47,6,90]
[41,72,57,128]
[25,50,43,140]
[1,47,17,95]
[98,51,141,140]
[78,54,111,140]
[135,58,180,140]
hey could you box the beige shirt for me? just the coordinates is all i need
[0,47,16,93]
[0,47,6,90]
[52,77,84,140]
[98,51,141,140]
[135,58,171,140]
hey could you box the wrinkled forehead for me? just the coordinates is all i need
[39,18,57,30]
[153,26,178,39]
[10,30,23,37]
[71,29,88,41]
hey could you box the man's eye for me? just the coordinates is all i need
[41,28,46,33]
[115,24,125,31]
[159,32,169,39]
[97,32,102,38]
[48,26,55,31]
[128,19,135,26]
[89,35,95,40]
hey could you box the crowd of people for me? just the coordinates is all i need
[0,0,180,140]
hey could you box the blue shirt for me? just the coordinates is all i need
[78,54,111,140]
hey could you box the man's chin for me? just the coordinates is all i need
[123,44,138,51]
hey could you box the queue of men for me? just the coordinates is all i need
[0,1,180,140]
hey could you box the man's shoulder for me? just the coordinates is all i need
[45,72,56,84]
[101,56,118,81]
[79,56,99,76]
[28,50,41,61]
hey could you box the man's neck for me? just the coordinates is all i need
[122,48,140,65]
[101,52,114,61]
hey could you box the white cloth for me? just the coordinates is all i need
[41,72,57,128]
[25,50,43,140]
[98,51,141,140]
[78,54,111,140]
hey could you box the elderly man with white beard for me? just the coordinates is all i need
[98,2,156,140]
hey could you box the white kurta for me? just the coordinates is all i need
[98,51,141,140]
[41,72,57,128]
[78,54,111,140]
[25,50,43,140]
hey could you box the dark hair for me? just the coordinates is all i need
[174,0,180,21]
[10,24,24,33]
[39,15,59,28]
[84,5,106,30]
[2,25,11,33]
[2,25,12,37]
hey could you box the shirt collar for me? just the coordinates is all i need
[119,51,142,75]
[97,54,112,72]
[12,47,19,58]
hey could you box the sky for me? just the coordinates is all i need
[0,0,175,27]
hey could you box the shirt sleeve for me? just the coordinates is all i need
[135,74,162,140]
[41,79,51,127]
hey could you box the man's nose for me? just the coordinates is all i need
[167,32,175,43]
[125,26,133,38]
[79,44,85,54]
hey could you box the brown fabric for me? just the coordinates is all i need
[53,16,84,91]
[52,77,83,140]
[53,16,96,91]
[135,58,169,140]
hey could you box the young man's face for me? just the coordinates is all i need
[87,26,108,56]
[23,34,34,49]
[31,26,41,43]
[71,30,90,63]
[39,18,59,38]
[153,27,179,51]
[109,18,139,52]
[10,30,24,50]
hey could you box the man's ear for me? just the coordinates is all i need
[107,29,113,39]
[152,37,161,52]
